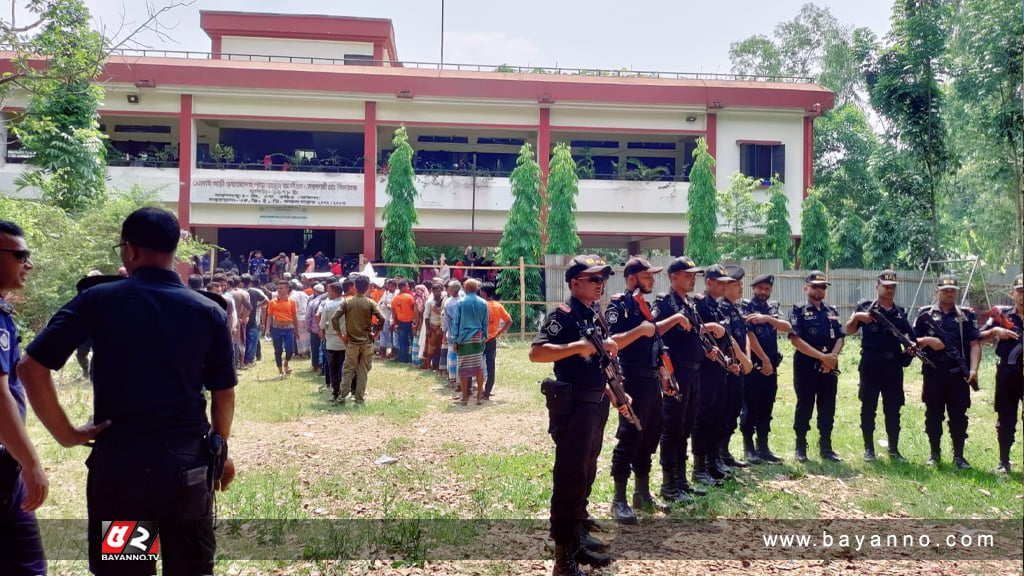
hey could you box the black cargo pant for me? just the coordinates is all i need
[548,384,609,547]
[659,364,700,469]
[740,369,778,438]
[994,362,1023,459]
[692,362,725,453]
[922,365,971,446]
[87,435,215,576]
[611,368,663,482]
[793,356,838,440]
[858,353,905,449]
[720,373,744,444]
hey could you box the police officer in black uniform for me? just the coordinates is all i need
[691,264,738,485]
[844,270,914,463]
[913,274,982,469]
[606,257,664,523]
[20,207,237,576]
[788,271,845,462]
[531,254,630,576]
[981,273,1023,474]
[741,274,791,464]
[717,265,754,469]
[652,256,706,504]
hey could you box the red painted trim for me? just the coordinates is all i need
[178,95,193,229]
[100,110,182,117]
[194,113,364,125]
[736,139,782,145]
[373,43,383,64]
[551,126,705,135]
[211,35,222,60]
[378,120,535,129]
[200,11,396,48]
[803,116,813,198]
[84,57,833,111]
[363,101,377,261]
[705,113,717,174]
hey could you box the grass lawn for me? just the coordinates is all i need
[29,336,1023,575]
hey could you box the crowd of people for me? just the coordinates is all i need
[530,253,1023,576]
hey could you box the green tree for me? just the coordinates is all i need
[762,177,794,268]
[545,142,581,255]
[497,143,544,330]
[831,200,866,268]
[686,137,719,265]
[813,103,880,219]
[717,171,766,259]
[381,126,419,271]
[797,189,830,270]
[12,0,107,213]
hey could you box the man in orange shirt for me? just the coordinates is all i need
[480,282,511,400]
[390,281,416,363]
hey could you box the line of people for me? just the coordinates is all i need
[530,253,1023,576]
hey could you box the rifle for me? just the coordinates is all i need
[988,306,1023,364]
[919,311,978,391]
[631,289,681,400]
[689,298,734,373]
[584,323,642,431]
[867,301,935,368]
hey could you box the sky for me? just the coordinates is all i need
[80,0,897,75]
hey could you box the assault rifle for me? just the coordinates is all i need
[632,289,681,400]
[867,301,935,368]
[584,324,642,430]
[690,299,734,373]
[988,306,1023,365]
[919,311,978,391]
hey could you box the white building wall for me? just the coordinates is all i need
[193,94,365,120]
[377,101,537,127]
[714,111,805,234]
[550,107,705,132]
[220,36,372,62]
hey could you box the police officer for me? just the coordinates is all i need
[606,257,664,523]
[0,220,47,576]
[980,273,1023,474]
[844,270,914,463]
[741,274,791,464]
[652,256,706,503]
[717,266,754,468]
[913,275,982,469]
[788,271,845,462]
[530,254,630,576]
[691,264,738,485]
[20,207,237,576]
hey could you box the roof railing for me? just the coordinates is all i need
[99,48,815,84]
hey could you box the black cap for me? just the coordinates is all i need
[805,270,830,286]
[725,265,745,281]
[877,270,898,285]
[751,273,774,287]
[565,254,613,283]
[667,256,703,275]
[623,257,664,277]
[1014,273,1023,290]
[705,264,737,282]
[936,274,959,290]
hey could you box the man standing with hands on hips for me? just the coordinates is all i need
[788,271,845,462]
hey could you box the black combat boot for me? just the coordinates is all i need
[820,437,842,462]
[552,544,587,576]
[795,436,809,463]
[757,435,783,463]
[952,438,971,470]
[574,542,611,568]
[631,473,658,512]
[926,436,941,466]
[659,466,680,501]
[743,434,763,465]
[720,434,748,468]
[676,461,706,496]
[610,480,637,525]
[862,433,875,462]
[691,452,722,487]
[887,432,906,462]
[580,526,608,552]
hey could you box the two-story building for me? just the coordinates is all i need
[0,10,834,261]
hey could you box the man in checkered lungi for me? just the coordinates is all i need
[451,279,489,405]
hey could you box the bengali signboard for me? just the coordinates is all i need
[190,176,362,207]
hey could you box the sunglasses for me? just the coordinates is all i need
[0,249,31,263]
[575,275,607,285]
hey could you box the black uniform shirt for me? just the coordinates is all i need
[26,267,237,439]
[855,300,914,357]
[533,297,607,390]
[982,307,1023,365]
[652,291,703,368]
[742,297,781,362]
[789,301,843,362]
[695,291,731,363]
[605,292,657,369]
[913,305,981,370]
[719,297,748,353]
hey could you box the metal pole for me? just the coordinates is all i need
[471,152,477,231]
[519,256,527,334]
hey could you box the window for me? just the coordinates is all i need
[295,149,316,160]
[476,137,526,146]
[343,54,374,66]
[569,140,619,149]
[417,135,470,144]
[738,141,784,184]
[627,141,676,150]
[114,124,171,134]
